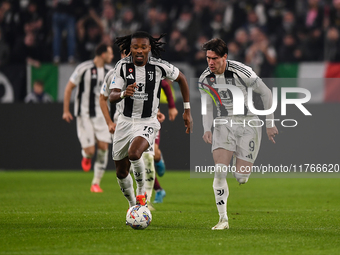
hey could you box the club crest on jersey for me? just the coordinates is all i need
[129,68,133,73]
[210,77,215,82]
[148,71,154,81]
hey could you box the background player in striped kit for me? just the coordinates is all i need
[62,43,114,193]
[108,31,192,210]
[198,38,278,230]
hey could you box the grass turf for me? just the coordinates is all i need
[0,171,339,255]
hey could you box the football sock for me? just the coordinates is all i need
[81,149,91,158]
[234,172,251,184]
[117,174,136,208]
[130,157,145,196]
[154,176,162,190]
[213,163,229,220]
[143,153,155,202]
[92,149,108,185]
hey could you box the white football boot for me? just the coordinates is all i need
[211,218,229,230]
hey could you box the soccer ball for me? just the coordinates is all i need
[126,205,152,230]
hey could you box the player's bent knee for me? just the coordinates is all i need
[116,169,130,179]
[128,152,142,161]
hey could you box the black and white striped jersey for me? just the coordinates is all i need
[198,60,263,117]
[109,56,179,119]
[100,68,123,122]
[70,60,112,117]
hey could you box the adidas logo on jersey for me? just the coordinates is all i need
[126,74,134,79]
[246,154,253,159]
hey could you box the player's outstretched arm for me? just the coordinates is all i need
[99,94,116,134]
[62,81,76,123]
[175,71,193,133]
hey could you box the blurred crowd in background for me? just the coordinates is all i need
[1,0,340,78]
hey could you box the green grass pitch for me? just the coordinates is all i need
[1,171,339,255]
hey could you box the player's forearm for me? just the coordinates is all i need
[63,83,73,113]
[202,100,213,132]
[254,79,275,127]
[100,95,113,125]
[176,72,190,103]
[109,90,123,104]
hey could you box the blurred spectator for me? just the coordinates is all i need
[234,28,249,62]
[329,0,340,30]
[245,27,277,77]
[227,41,242,62]
[222,0,248,38]
[20,1,44,35]
[192,34,209,76]
[209,11,230,40]
[324,27,340,61]
[101,0,116,40]
[12,32,43,68]
[24,80,53,103]
[77,15,104,62]
[141,7,170,37]
[0,0,21,48]
[114,8,139,37]
[278,34,302,62]
[52,0,86,64]
[175,7,197,44]
[167,29,192,62]
[256,0,288,36]
[300,0,324,30]
[0,27,10,67]
[243,10,265,34]
[275,11,297,48]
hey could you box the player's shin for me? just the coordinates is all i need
[213,164,229,221]
[143,153,155,202]
[117,174,136,208]
[130,157,146,196]
[92,149,108,185]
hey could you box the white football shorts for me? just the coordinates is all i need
[112,115,160,160]
[76,115,111,148]
[212,116,262,163]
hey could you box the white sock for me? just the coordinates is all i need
[143,153,155,202]
[213,163,229,221]
[130,157,145,196]
[234,172,251,184]
[117,174,136,208]
[92,149,108,185]
[81,149,91,158]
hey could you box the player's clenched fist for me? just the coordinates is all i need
[124,82,138,97]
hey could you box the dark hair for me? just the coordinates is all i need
[34,80,44,86]
[95,43,110,56]
[202,38,228,57]
[114,31,166,58]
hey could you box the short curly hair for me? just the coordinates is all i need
[202,38,228,57]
